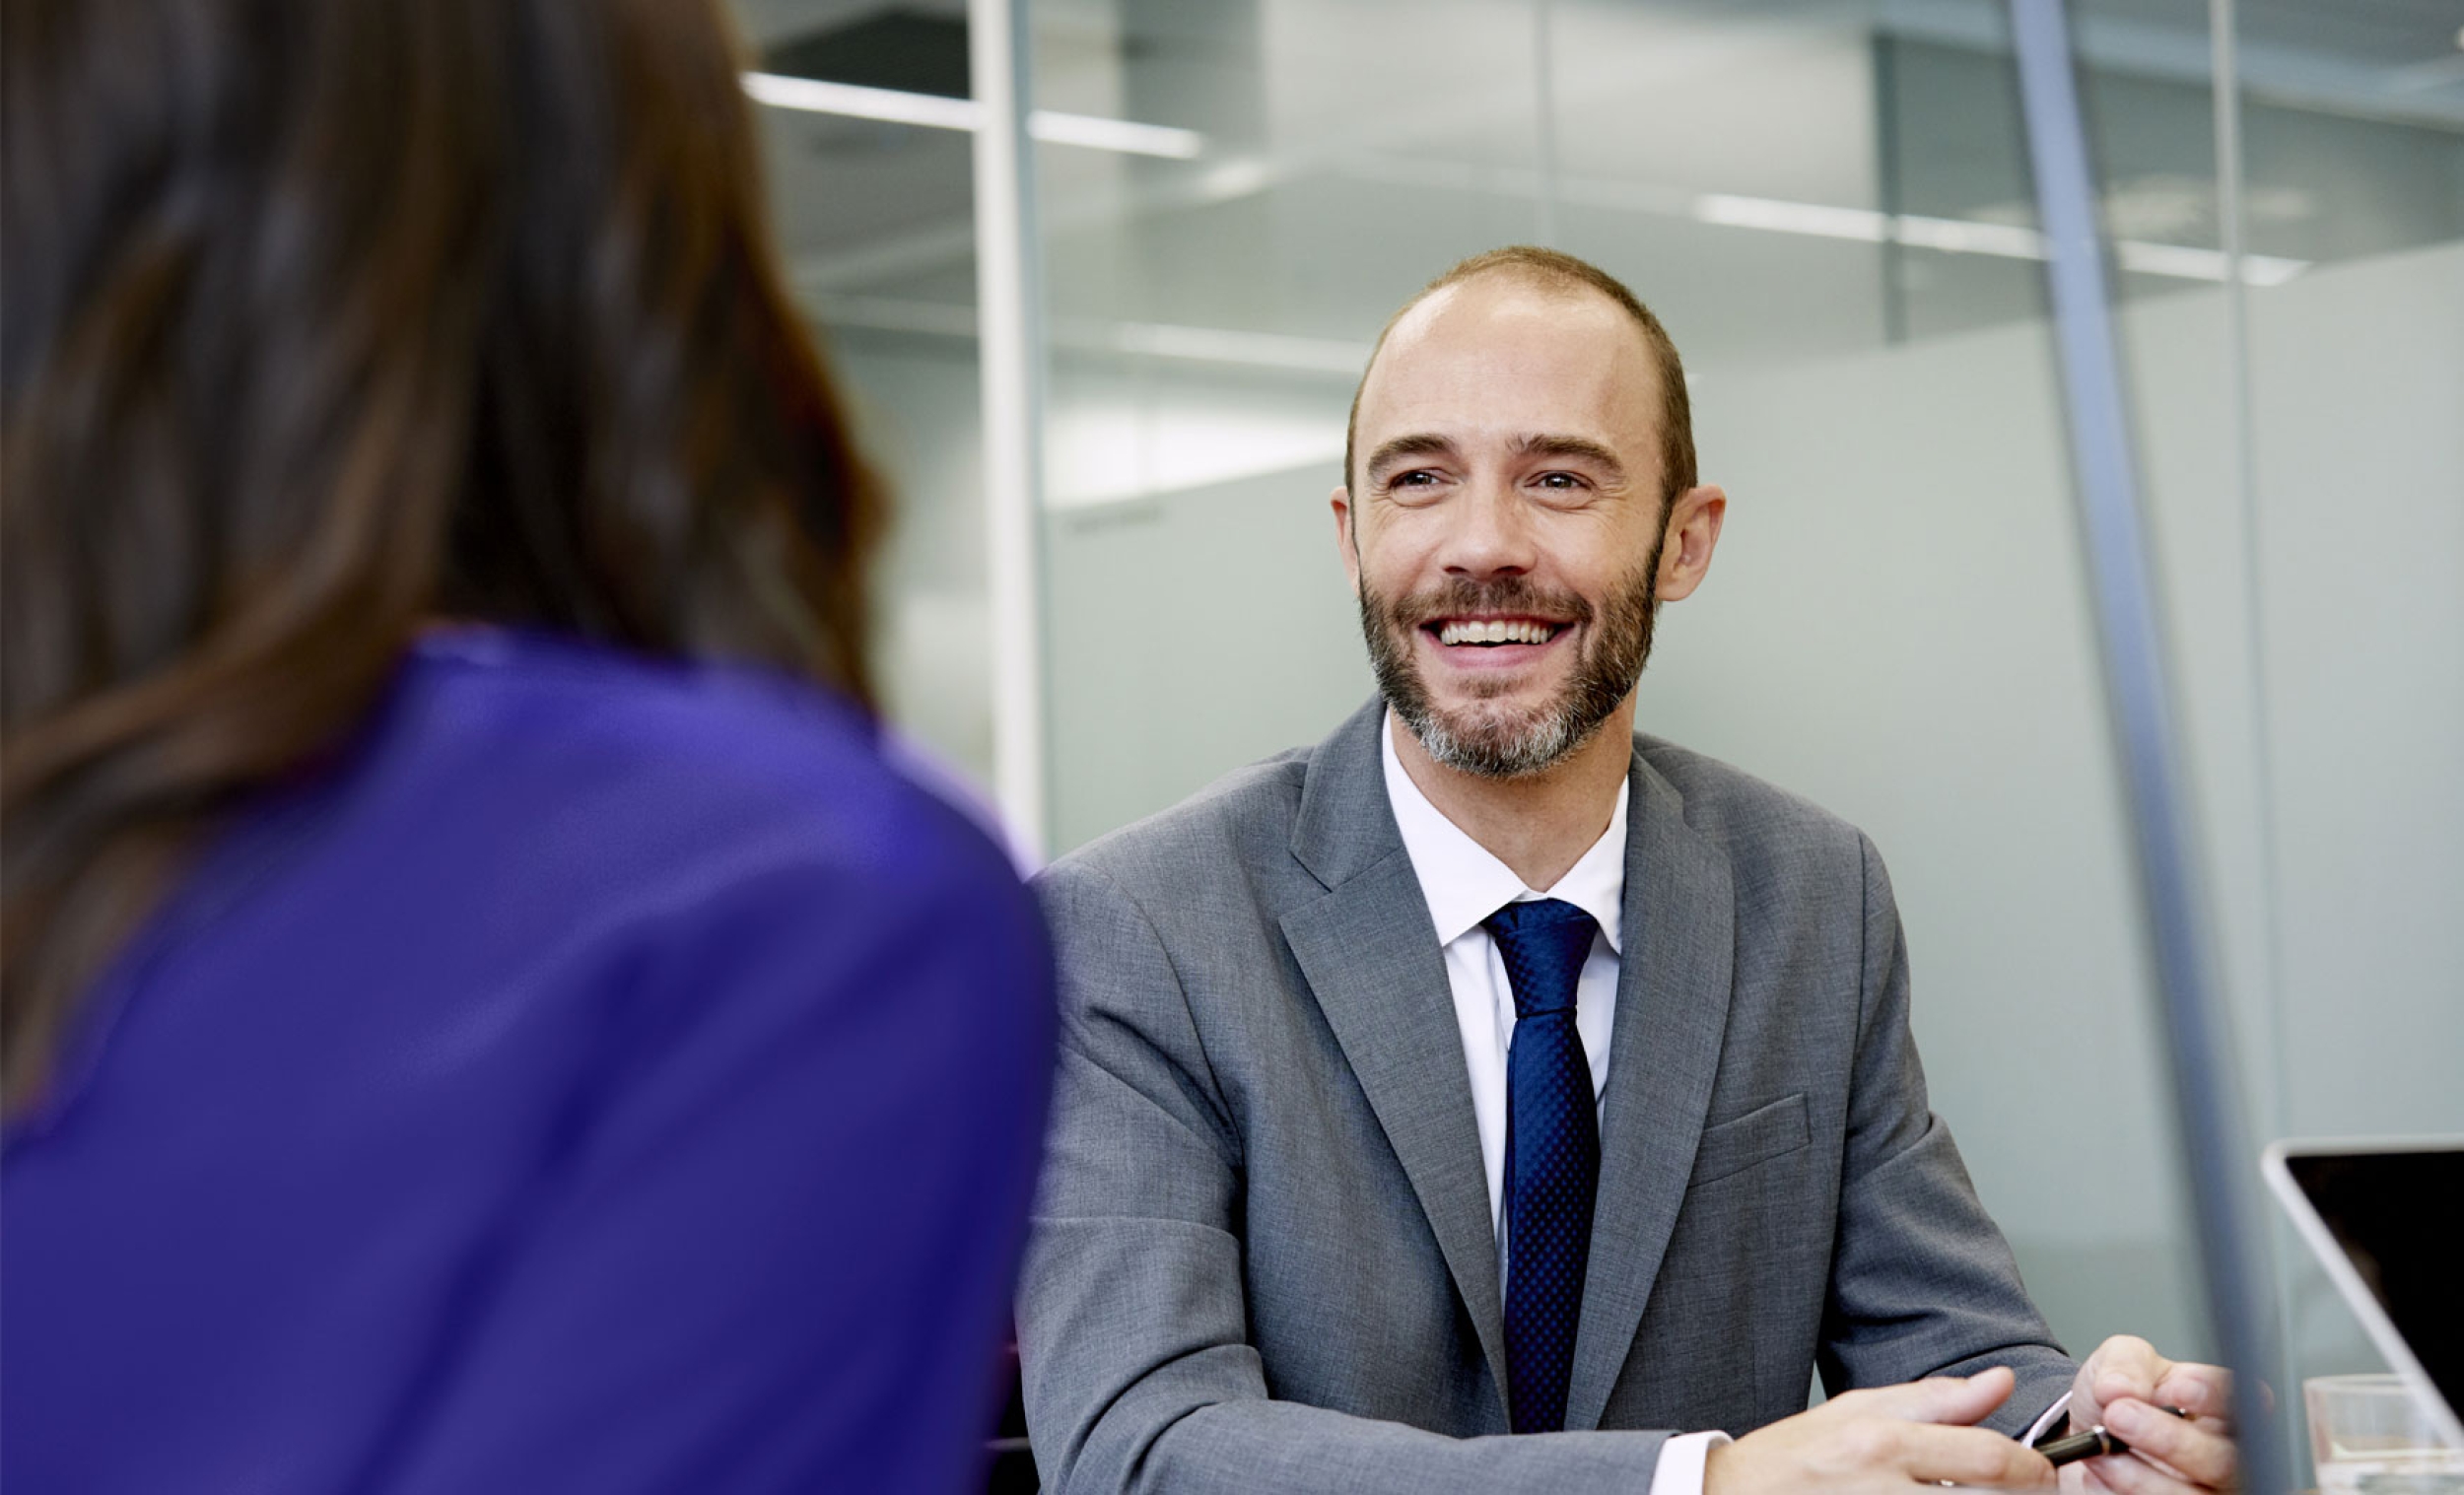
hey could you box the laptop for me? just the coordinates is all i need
[2263,1137,2464,1451]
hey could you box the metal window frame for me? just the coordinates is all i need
[2008,3,2290,1488]
[969,0,1051,859]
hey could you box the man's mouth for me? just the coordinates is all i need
[1423,617,1569,647]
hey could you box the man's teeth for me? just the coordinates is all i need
[1436,619,1555,646]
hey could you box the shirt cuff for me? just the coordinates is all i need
[1647,1430,1733,1495]
[2023,1393,2073,1448]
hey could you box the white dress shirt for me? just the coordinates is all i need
[1378,714,2068,1490]
[1379,712,1624,1258]
[1379,714,1724,1493]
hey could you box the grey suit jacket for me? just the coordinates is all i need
[1020,700,2073,1493]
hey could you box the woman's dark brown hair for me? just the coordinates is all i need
[1,0,885,1100]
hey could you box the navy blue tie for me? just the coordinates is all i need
[1484,897,1601,1436]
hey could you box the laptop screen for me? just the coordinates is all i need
[2282,1147,2464,1418]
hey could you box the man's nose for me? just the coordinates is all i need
[1438,480,1537,578]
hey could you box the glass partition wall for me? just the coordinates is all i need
[737,0,2463,1482]
[738,0,996,784]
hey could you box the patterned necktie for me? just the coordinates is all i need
[1483,897,1602,1436]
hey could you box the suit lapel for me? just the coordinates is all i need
[1562,747,1737,1431]
[1280,702,1510,1420]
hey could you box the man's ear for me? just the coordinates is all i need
[1655,483,1727,603]
[1332,486,1361,594]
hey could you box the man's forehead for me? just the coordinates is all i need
[1359,275,1659,433]
[1386,272,1632,347]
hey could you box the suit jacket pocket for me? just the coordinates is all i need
[1688,1092,1811,1187]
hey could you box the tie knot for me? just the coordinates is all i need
[1482,898,1598,1020]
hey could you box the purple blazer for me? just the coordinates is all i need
[3,630,1056,1493]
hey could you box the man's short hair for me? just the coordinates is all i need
[1343,245,1697,507]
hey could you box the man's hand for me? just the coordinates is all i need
[1703,1366,2055,1493]
[2059,1335,2238,1494]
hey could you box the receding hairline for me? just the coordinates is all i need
[1343,246,1697,503]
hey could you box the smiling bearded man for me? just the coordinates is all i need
[1015,245,2244,1495]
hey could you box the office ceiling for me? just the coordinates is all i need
[728,0,2464,378]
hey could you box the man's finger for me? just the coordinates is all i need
[2089,1335,2169,1407]
[2150,1364,2233,1424]
[2090,1335,2160,1372]
[2083,1448,2209,1495]
[2107,1397,2238,1488]
[1849,1366,2017,1426]
[1900,1423,2056,1488]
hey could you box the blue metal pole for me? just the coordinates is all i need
[2005,3,2290,1490]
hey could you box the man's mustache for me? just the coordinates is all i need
[1382,578,1597,629]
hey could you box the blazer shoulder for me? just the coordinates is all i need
[1633,732,1877,878]
[1045,745,1309,885]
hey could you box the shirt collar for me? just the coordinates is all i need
[1380,709,1627,953]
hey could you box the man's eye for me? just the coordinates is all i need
[1535,472,1585,490]
[1390,470,1437,488]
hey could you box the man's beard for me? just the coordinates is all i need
[1358,540,1664,780]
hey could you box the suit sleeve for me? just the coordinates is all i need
[1019,860,1674,1495]
[372,824,1058,1495]
[1816,832,2077,1433]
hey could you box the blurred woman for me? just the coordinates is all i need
[1,1,1054,1490]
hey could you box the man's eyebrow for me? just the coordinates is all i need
[1365,434,1455,481]
[1511,433,1626,477]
